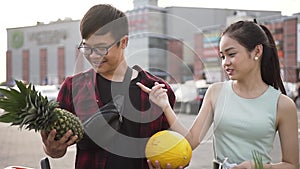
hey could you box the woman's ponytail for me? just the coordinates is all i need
[259,25,286,94]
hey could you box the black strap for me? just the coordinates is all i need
[121,66,133,95]
[111,66,132,122]
[112,66,132,97]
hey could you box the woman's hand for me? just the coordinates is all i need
[40,129,78,158]
[230,161,253,169]
[147,160,164,169]
[136,82,170,112]
[147,160,184,169]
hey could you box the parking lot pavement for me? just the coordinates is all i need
[0,122,76,169]
[0,113,212,169]
[0,110,299,169]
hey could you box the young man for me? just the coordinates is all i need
[40,4,175,169]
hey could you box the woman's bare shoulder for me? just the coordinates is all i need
[206,81,227,103]
[208,81,226,92]
[277,94,297,116]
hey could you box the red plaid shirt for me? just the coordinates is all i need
[57,65,175,169]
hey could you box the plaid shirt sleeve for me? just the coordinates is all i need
[134,65,175,135]
[57,76,74,112]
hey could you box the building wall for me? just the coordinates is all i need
[6,20,81,85]
[298,22,300,64]
[126,35,150,68]
[195,16,299,83]
[22,50,29,83]
[194,26,223,82]
[126,6,168,78]
[57,47,65,84]
[265,17,298,82]
[6,6,289,85]
[6,51,12,85]
[167,39,183,83]
[39,48,47,84]
[283,18,298,82]
[165,7,281,81]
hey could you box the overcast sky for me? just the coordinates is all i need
[1,0,299,83]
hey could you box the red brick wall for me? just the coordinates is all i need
[283,18,297,82]
[22,50,29,83]
[75,46,84,74]
[40,48,47,85]
[266,18,298,82]
[194,33,204,80]
[6,51,12,84]
[57,47,65,84]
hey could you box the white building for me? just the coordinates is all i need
[6,0,283,85]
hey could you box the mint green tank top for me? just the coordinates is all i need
[213,80,281,164]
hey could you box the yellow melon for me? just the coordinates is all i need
[145,130,192,169]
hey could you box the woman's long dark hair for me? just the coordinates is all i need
[221,20,286,94]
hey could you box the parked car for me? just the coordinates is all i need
[283,82,298,101]
[173,80,196,114]
[173,80,210,114]
[34,85,60,101]
[188,80,210,114]
[189,85,209,114]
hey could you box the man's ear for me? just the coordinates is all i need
[120,35,128,48]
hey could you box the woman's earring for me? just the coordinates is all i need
[254,56,258,61]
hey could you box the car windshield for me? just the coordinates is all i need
[197,87,208,95]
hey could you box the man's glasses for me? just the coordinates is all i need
[78,40,119,56]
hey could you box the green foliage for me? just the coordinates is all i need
[0,80,83,142]
[252,150,263,169]
[0,80,57,130]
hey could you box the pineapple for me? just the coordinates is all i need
[0,80,83,142]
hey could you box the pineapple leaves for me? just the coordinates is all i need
[15,80,29,95]
[0,98,22,113]
[0,80,56,130]
[0,111,19,123]
[0,80,83,141]
[252,150,263,169]
[0,81,27,110]
[0,88,24,105]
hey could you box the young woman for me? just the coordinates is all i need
[138,20,299,169]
